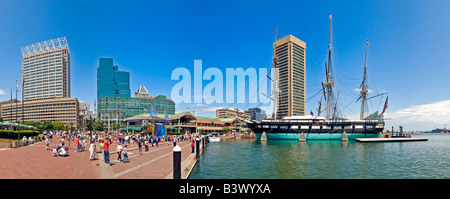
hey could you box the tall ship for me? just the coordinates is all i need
[247,14,388,140]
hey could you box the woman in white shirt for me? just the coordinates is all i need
[22,136,28,146]
[89,141,96,160]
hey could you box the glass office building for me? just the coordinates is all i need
[245,107,266,121]
[97,58,131,98]
[97,95,175,122]
[96,58,175,123]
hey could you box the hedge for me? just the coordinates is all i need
[0,130,40,139]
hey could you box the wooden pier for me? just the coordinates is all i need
[355,137,428,142]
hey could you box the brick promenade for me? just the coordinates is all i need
[0,137,195,179]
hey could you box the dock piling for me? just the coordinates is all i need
[196,137,200,160]
[261,131,267,141]
[341,131,348,141]
[298,132,306,142]
[173,145,181,179]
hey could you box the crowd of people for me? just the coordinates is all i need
[42,130,205,165]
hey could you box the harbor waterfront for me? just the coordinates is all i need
[189,133,450,179]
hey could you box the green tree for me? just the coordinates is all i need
[111,122,124,131]
[53,121,65,131]
[0,116,3,122]
[42,121,53,131]
[24,121,36,127]
[85,120,94,131]
[94,120,104,131]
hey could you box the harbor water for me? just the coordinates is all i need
[189,133,450,179]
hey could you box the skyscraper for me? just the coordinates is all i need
[5,37,81,129]
[274,34,306,119]
[97,58,131,98]
[21,37,70,100]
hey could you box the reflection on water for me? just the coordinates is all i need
[189,134,450,179]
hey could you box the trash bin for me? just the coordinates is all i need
[11,141,17,148]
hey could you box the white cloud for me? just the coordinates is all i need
[0,89,6,95]
[385,100,450,130]
[199,106,224,112]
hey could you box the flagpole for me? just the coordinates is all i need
[165,108,168,139]
[117,94,120,132]
[22,72,24,133]
[16,80,19,140]
[10,88,12,123]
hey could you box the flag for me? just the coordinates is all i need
[329,13,332,20]
[150,105,157,117]
[379,97,389,116]
[165,110,169,121]
[366,40,369,46]
[22,73,25,90]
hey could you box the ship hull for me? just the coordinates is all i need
[249,120,384,140]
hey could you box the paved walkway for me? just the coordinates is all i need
[0,137,195,179]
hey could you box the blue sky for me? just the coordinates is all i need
[1,0,450,130]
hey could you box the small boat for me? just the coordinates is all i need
[209,132,221,142]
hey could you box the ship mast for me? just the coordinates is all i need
[359,40,369,120]
[272,28,279,120]
[324,13,335,119]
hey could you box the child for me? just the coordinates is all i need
[52,146,58,157]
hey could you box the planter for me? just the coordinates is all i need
[11,141,17,148]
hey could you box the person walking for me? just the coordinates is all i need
[191,140,195,153]
[89,141,96,160]
[116,142,123,162]
[138,139,142,155]
[45,137,50,150]
[103,138,111,164]
[122,145,128,163]
[75,137,81,152]
[82,138,86,151]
